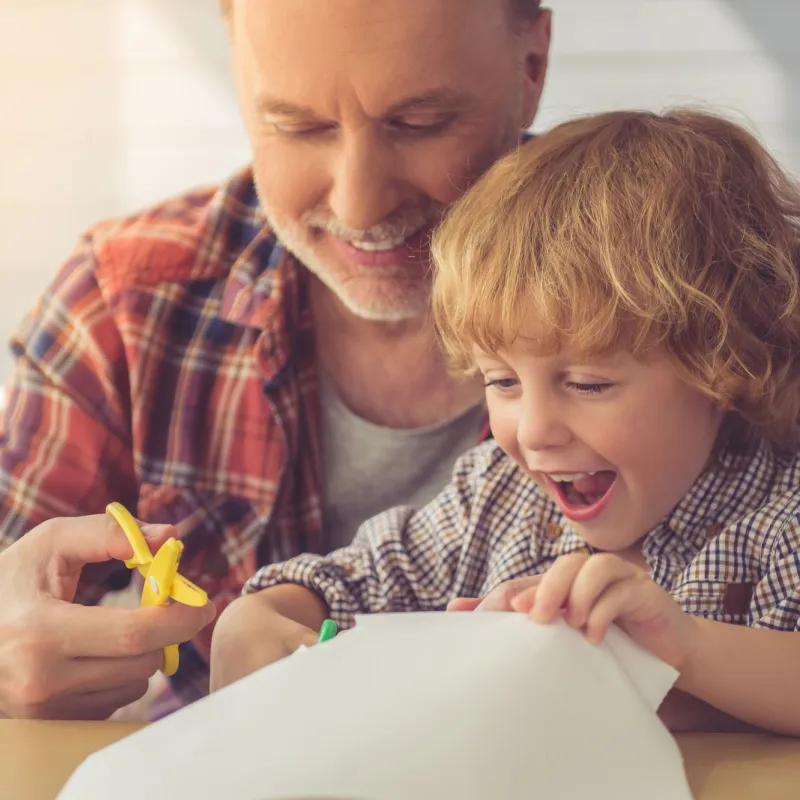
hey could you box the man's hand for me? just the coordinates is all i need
[0,515,216,720]
[510,552,700,669]
[209,586,325,692]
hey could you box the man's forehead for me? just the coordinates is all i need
[234,0,511,59]
[234,0,514,113]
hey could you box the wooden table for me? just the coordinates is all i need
[1,721,799,799]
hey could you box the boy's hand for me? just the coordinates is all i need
[209,592,319,692]
[447,575,542,612]
[512,552,700,669]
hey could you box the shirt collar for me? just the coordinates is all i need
[662,436,776,548]
[206,168,312,381]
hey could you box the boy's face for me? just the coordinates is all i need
[475,343,725,550]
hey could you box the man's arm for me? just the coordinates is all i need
[0,230,138,601]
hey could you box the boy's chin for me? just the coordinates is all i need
[571,520,645,553]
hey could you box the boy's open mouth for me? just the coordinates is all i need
[543,471,617,521]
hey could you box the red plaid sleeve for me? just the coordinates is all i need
[0,229,139,604]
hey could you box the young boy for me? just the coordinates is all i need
[210,109,800,735]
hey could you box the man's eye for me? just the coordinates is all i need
[389,116,454,135]
[272,123,336,137]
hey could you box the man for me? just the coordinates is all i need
[0,0,550,719]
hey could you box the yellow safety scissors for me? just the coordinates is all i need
[106,502,208,676]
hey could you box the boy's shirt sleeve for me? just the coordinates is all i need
[243,443,499,630]
[750,513,800,631]
[0,232,138,604]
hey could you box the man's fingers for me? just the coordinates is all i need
[447,598,483,612]
[44,680,152,721]
[36,514,176,570]
[530,553,589,623]
[54,601,216,659]
[66,652,164,694]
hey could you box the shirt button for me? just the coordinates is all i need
[706,523,723,540]
[546,522,563,541]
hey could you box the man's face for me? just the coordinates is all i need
[229,0,550,321]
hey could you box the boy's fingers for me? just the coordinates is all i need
[582,580,643,643]
[567,555,640,628]
[447,597,483,612]
[530,552,589,623]
[511,586,537,613]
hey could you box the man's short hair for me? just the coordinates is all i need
[219,0,541,24]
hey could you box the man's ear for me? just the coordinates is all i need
[519,8,552,129]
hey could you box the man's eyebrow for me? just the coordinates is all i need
[255,96,322,118]
[384,89,474,116]
[255,89,474,119]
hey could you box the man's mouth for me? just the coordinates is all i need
[543,471,617,522]
[349,235,409,252]
[327,224,431,268]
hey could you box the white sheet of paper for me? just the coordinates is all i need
[58,612,692,800]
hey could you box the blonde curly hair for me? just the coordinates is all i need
[431,109,800,447]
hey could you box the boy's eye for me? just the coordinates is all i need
[567,382,613,395]
[483,377,519,390]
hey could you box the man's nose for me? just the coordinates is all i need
[327,130,403,232]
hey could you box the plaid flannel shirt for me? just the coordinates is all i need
[247,437,800,632]
[0,167,370,706]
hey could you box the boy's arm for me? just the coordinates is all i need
[243,443,501,629]
[673,516,800,736]
[675,621,800,736]
[210,444,506,689]
[210,584,327,691]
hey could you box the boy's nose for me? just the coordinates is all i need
[516,401,572,454]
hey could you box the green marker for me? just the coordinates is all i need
[317,618,338,643]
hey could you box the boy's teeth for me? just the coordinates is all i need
[549,471,596,482]
[350,236,407,251]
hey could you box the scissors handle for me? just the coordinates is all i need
[106,502,153,569]
[106,503,208,678]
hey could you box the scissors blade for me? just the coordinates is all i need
[169,573,209,607]
[141,539,182,606]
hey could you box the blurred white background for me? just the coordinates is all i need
[0,0,798,379]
